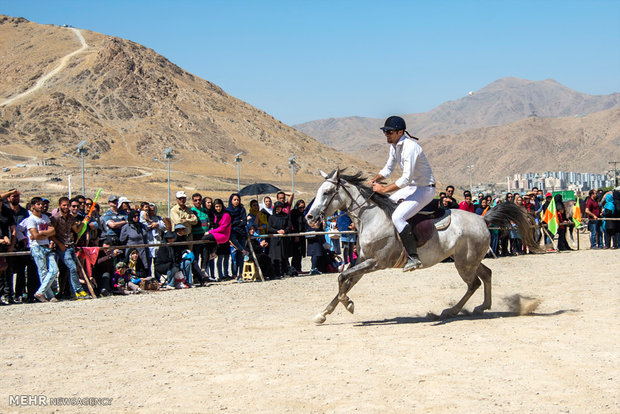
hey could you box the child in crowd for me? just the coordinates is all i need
[325,250,344,273]
[127,249,157,289]
[112,261,141,295]
[139,202,153,226]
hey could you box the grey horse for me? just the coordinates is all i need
[305,169,542,324]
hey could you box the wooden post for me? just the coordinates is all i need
[75,256,97,298]
[576,222,580,250]
[541,226,558,252]
[246,237,264,282]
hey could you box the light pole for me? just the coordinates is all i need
[76,140,87,196]
[235,152,243,192]
[467,164,474,193]
[288,155,296,195]
[164,147,173,215]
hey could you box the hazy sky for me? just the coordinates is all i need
[2,0,619,125]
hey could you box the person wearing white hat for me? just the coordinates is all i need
[117,196,132,214]
[170,190,197,240]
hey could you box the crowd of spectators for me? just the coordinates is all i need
[438,185,620,255]
[0,183,617,306]
[0,187,357,306]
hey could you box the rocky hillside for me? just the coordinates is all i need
[295,77,620,154]
[0,15,374,202]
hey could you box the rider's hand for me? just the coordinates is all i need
[372,182,386,194]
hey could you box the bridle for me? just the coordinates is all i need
[319,178,374,219]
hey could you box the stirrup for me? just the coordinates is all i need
[403,255,422,272]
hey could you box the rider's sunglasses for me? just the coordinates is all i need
[383,130,397,135]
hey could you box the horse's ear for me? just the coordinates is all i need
[319,170,329,179]
[335,167,340,181]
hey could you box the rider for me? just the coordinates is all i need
[368,115,436,272]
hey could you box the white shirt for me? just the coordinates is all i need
[23,214,51,246]
[378,135,435,189]
[16,216,30,247]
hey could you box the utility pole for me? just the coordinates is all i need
[76,140,87,196]
[289,155,296,195]
[164,147,173,216]
[609,161,618,187]
[235,152,243,192]
[467,164,474,193]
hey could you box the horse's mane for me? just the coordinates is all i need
[331,169,397,216]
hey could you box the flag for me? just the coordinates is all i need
[572,198,582,229]
[542,196,558,235]
[77,188,102,241]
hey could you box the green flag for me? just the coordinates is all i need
[542,196,558,235]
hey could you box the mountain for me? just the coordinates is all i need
[294,77,620,154]
[0,15,374,202]
[355,108,620,188]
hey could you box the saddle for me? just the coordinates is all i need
[407,199,451,247]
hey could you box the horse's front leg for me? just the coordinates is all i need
[314,259,377,324]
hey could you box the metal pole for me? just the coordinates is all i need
[610,161,618,187]
[291,163,295,195]
[167,157,171,216]
[236,160,240,192]
[80,151,85,195]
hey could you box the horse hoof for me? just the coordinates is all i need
[473,305,488,315]
[439,308,457,319]
[314,313,327,324]
[346,301,355,314]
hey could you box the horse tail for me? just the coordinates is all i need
[483,203,543,253]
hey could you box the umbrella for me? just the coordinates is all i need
[239,183,281,197]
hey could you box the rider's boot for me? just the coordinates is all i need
[399,224,422,272]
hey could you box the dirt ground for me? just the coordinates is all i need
[0,244,618,413]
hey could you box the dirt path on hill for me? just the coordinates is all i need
[0,28,88,107]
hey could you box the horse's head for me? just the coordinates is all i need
[305,168,349,227]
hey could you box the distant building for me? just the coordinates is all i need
[506,169,611,191]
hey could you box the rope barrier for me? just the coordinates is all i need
[1,218,617,257]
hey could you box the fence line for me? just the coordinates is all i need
[1,218,618,258]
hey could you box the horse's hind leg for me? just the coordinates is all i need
[439,264,481,319]
[473,263,492,314]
